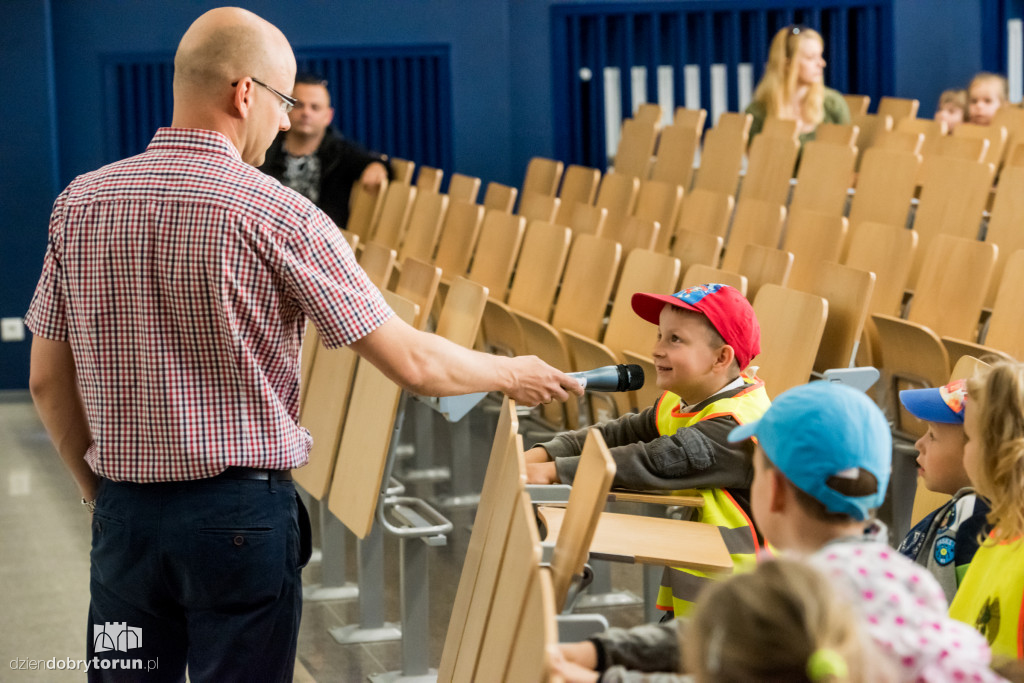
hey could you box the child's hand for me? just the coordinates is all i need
[524,446,552,464]
[547,644,600,683]
[526,461,560,484]
[558,641,599,669]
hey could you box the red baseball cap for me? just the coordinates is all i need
[631,283,761,369]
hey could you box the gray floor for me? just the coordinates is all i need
[1,395,647,682]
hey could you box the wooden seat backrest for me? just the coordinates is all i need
[651,123,701,190]
[910,155,994,284]
[614,118,658,179]
[398,190,449,263]
[843,221,918,317]
[595,171,641,220]
[673,187,734,241]
[326,292,419,535]
[815,122,860,146]
[979,249,1024,359]
[522,156,564,197]
[439,397,524,682]
[434,199,486,280]
[847,148,921,233]
[518,191,561,224]
[761,116,798,141]
[437,277,489,347]
[672,229,725,275]
[389,157,415,184]
[467,210,527,300]
[789,140,857,217]
[345,177,388,238]
[693,114,750,196]
[415,165,444,194]
[357,240,397,288]
[482,181,518,214]
[742,133,800,206]
[371,181,417,249]
[877,96,920,123]
[551,235,622,338]
[953,122,1008,168]
[448,172,482,203]
[781,209,848,292]
[751,284,828,398]
[843,94,870,116]
[737,244,793,301]
[634,179,684,253]
[982,165,1024,307]
[673,106,708,134]
[393,256,441,330]
[795,261,875,373]
[909,234,997,339]
[505,221,573,320]
[874,129,925,155]
[548,429,616,610]
[721,197,786,272]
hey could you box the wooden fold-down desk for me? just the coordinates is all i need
[537,506,733,574]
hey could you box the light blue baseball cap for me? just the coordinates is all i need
[729,382,892,521]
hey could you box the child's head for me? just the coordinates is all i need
[935,89,967,133]
[632,284,760,401]
[899,380,971,495]
[684,557,875,682]
[729,382,891,548]
[965,360,1024,543]
[967,72,1008,126]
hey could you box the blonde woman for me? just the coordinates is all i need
[951,360,1024,660]
[746,25,850,144]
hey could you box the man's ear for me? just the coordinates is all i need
[233,78,255,119]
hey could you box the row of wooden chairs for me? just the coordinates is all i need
[439,397,734,682]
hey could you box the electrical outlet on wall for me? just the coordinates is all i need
[1,318,25,342]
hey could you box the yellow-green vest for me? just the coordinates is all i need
[653,375,771,616]
[949,534,1024,658]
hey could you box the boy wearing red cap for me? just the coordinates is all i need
[526,283,770,615]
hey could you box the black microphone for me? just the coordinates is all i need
[568,364,645,392]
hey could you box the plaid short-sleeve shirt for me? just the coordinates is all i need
[26,128,393,482]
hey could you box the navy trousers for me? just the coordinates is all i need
[86,475,311,682]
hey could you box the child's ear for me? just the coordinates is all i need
[713,344,736,371]
[769,470,788,512]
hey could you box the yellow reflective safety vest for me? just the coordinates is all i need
[653,375,771,616]
[949,533,1024,658]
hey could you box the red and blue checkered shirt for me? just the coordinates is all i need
[26,128,393,482]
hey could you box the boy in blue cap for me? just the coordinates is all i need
[896,380,990,601]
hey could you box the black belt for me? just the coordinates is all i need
[213,466,293,482]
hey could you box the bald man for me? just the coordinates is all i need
[26,7,579,681]
[260,72,392,228]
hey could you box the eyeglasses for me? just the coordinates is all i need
[233,77,297,113]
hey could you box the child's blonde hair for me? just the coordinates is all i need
[938,88,968,113]
[969,72,1009,104]
[967,360,1024,543]
[683,558,872,682]
[751,26,825,125]
[937,88,962,109]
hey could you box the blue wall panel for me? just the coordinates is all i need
[1,0,60,390]
[0,0,1000,388]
